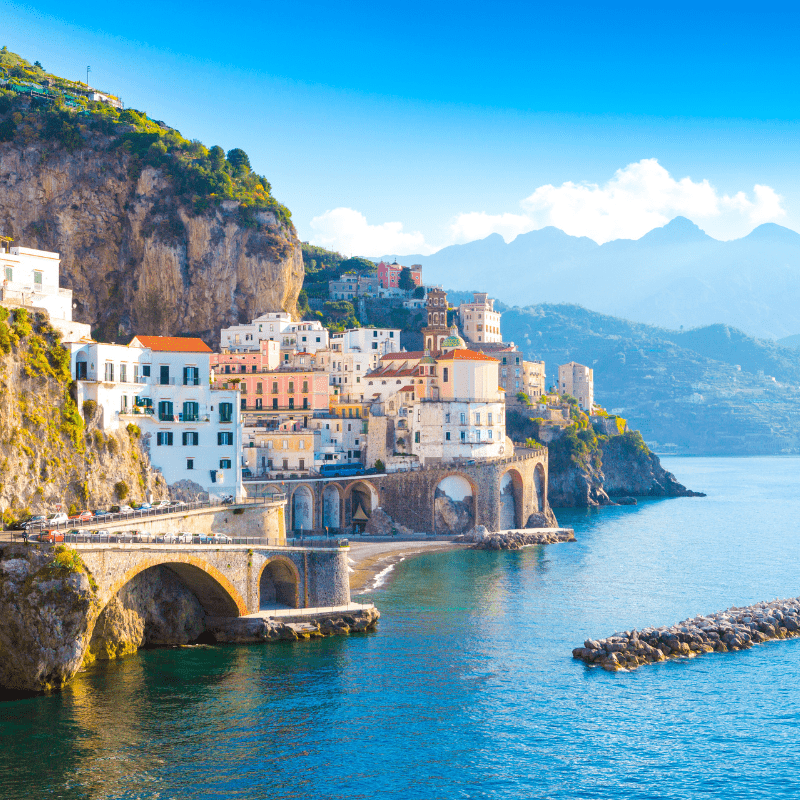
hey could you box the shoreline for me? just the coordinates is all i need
[347,540,464,593]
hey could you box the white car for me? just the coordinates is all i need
[46,512,68,525]
[118,505,134,514]
[175,532,195,543]
[156,500,171,509]
[209,534,232,544]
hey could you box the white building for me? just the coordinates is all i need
[0,242,91,341]
[323,327,402,400]
[458,292,502,344]
[558,361,594,411]
[220,312,329,354]
[69,335,243,500]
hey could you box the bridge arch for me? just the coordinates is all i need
[258,556,301,609]
[100,556,247,618]
[500,468,525,529]
[290,483,315,531]
[322,482,345,529]
[433,473,478,534]
[345,480,379,531]
[534,463,547,512]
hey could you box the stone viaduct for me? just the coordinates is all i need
[77,542,351,617]
[247,447,549,534]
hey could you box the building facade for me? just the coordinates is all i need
[219,312,329,354]
[558,361,594,411]
[458,292,502,344]
[377,261,422,290]
[70,335,243,500]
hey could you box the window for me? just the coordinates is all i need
[76,361,87,380]
[272,381,278,394]
[415,431,420,443]
[443,367,449,382]
[299,440,305,450]
[4,267,12,281]
[302,380,308,393]
[252,365,257,373]
[488,413,493,425]
[160,365,170,385]
[446,431,451,441]
[240,398,247,410]
[460,412,466,424]
[272,398,278,409]
[289,398,294,409]
[120,364,127,383]
[158,400,173,421]
[240,382,247,393]
[256,382,263,394]
[120,395,128,412]
[104,362,114,382]
[219,459,232,469]
[288,381,294,393]
[460,431,466,442]
[488,430,493,440]
[282,440,288,449]
[182,402,199,422]
[186,458,194,470]
[282,459,289,470]
[302,398,308,409]
[225,365,231,374]
[372,342,378,350]
[182,431,199,446]
[474,413,481,425]
[255,398,262,410]
[267,441,273,450]
[219,402,233,423]
[183,366,200,386]
[156,431,173,446]
[218,432,234,445]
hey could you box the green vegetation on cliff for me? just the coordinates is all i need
[0,49,292,226]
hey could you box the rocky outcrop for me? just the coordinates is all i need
[364,507,416,537]
[573,597,800,672]
[525,508,560,528]
[600,435,706,498]
[434,492,474,534]
[85,565,205,664]
[547,459,613,508]
[206,607,380,642]
[0,545,98,693]
[0,127,303,343]
[455,525,575,550]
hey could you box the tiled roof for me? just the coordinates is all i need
[437,349,499,362]
[401,385,415,392]
[131,335,212,353]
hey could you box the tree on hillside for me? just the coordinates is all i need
[209,145,225,170]
[338,256,377,274]
[227,148,251,172]
[399,266,415,292]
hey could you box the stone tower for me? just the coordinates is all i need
[421,287,449,351]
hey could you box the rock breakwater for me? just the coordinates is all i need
[456,526,576,551]
[573,597,800,671]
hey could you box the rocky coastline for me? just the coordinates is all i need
[455,525,575,551]
[573,597,800,672]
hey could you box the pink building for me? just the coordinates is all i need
[213,368,329,413]
[377,261,422,290]
[211,339,280,376]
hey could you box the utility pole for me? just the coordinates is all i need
[86,65,91,89]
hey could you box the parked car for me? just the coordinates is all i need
[156,500,172,509]
[46,512,68,525]
[118,505,134,514]
[170,500,187,508]
[69,510,94,521]
[209,533,232,544]
[175,532,196,543]
[220,495,234,505]
[93,509,111,518]
[16,515,46,530]
[192,534,212,544]
[138,503,153,511]
[89,529,109,542]
[39,529,65,543]
[159,531,180,543]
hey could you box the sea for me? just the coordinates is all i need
[3,456,800,799]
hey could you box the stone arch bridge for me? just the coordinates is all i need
[247,447,549,534]
[77,543,351,618]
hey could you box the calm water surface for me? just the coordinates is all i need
[3,457,800,799]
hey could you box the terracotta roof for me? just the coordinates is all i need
[381,351,426,360]
[131,335,212,353]
[401,385,415,392]
[437,349,498,362]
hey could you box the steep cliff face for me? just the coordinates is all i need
[0,143,303,342]
[0,308,165,518]
[600,435,704,498]
[0,77,304,343]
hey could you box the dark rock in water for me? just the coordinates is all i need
[525,508,560,528]
[573,597,800,672]
[615,497,638,505]
[455,526,575,551]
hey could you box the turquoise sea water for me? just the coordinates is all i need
[3,456,800,799]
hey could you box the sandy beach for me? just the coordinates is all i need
[347,540,464,593]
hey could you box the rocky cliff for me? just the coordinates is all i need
[0,74,303,343]
[0,307,165,519]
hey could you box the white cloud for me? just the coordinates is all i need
[308,207,432,256]
[307,161,787,255]
[450,159,786,244]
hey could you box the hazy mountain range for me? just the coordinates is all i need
[381,217,800,340]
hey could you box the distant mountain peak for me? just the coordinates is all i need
[636,216,712,244]
[742,222,800,242]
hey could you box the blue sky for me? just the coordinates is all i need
[5,1,800,254]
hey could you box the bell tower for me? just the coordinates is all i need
[421,287,450,352]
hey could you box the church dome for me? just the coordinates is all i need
[441,326,465,350]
